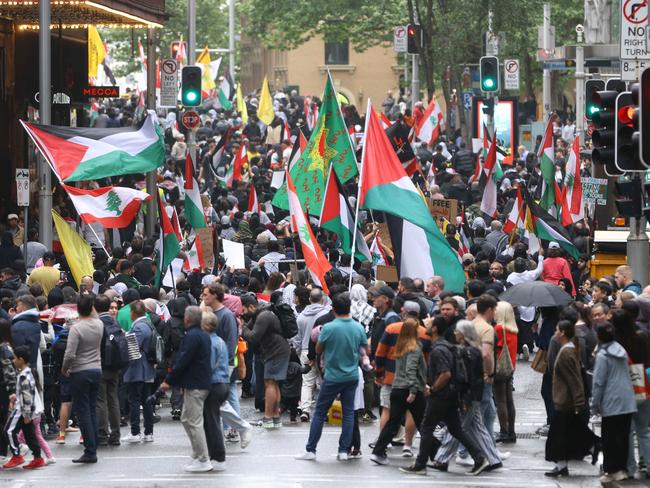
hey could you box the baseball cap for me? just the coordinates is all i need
[462,253,475,264]
[369,285,395,300]
[548,241,560,249]
[402,301,421,315]
[7,214,18,221]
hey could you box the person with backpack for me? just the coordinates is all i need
[241,293,291,429]
[429,320,502,472]
[163,298,188,420]
[95,294,127,446]
[121,300,155,444]
[400,315,489,476]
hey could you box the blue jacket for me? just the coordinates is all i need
[11,309,41,367]
[166,325,211,390]
[123,317,155,383]
[209,333,230,384]
[591,340,637,417]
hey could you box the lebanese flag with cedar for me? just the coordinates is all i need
[63,184,151,228]
[415,96,444,145]
[287,170,331,294]
[561,136,584,226]
[247,183,260,213]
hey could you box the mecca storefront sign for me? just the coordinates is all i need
[78,86,121,99]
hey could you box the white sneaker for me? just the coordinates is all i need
[402,446,414,458]
[498,450,511,460]
[613,470,629,481]
[456,454,473,466]
[184,459,213,473]
[143,434,154,442]
[337,452,349,461]
[19,444,29,457]
[295,451,316,461]
[121,433,142,443]
[240,428,252,449]
[46,456,56,465]
[212,461,226,472]
[522,344,530,361]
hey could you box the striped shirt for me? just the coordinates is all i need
[375,322,432,386]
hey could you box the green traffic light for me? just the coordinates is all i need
[483,78,495,89]
[185,91,199,103]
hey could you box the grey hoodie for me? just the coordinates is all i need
[295,303,330,351]
[591,340,637,417]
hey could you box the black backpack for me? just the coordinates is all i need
[103,321,129,371]
[437,342,483,405]
[144,320,165,365]
[270,302,298,339]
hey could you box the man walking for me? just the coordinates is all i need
[160,306,213,473]
[295,292,367,461]
[473,294,498,439]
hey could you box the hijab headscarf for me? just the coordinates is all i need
[234,220,253,242]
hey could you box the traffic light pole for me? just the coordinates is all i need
[145,27,157,237]
[628,216,649,288]
[187,0,197,172]
[575,38,585,144]
[411,54,419,110]
[38,0,52,250]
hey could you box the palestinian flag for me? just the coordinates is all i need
[212,129,231,186]
[282,120,292,144]
[217,69,234,110]
[479,135,498,218]
[319,166,371,262]
[272,73,358,215]
[287,170,332,294]
[415,96,444,145]
[538,118,556,211]
[359,103,465,292]
[21,113,164,183]
[63,184,151,228]
[561,136,584,226]
[247,183,260,213]
[525,193,580,259]
[369,235,388,269]
[183,153,206,229]
[218,164,234,189]
[386,120,417,176]
[504,187,525,233]
[155,192,181,287]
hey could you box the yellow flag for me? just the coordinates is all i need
[258,76,275,125]
[237,84,248,124]
[196,46,215,92]
[52,210,94,288]
[88,26,105,78]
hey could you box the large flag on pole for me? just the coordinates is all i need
[272,73,358,215]
[217,69,234,110]
[525,193,580,259]
[415,96,444,145]
[52,210,94,288]
[63,184,151,228]
[479,135,498,218]
[319,166,371,262]
[503,187,525,233]
[196,46,216,95]
[183,153,206,228]
[21,112,164,182]
[258,76,275,125]
[286,171,332,294]
[561,136,584,225]
[155,192,181,287]
[359,103,465,292]
[538,118,557,210]
[88,26,105,79]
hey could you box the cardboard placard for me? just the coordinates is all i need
[429,198,458,222]
[195,227,215,269]
[377,222,393,251]
[376,265,399,283]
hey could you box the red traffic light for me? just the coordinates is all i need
[618,105,635,127]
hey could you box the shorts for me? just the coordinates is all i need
[264,354,289,381]
[59,377,72,403]
[380,384,392,408]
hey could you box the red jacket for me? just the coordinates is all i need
[542,257,576,296]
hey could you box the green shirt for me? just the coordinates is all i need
[117,304,151,332]
[318,317,367,383]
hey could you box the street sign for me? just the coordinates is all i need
[542,60,576,71]
[393,26,407,53]
[16,169,29,207]
[582,177,608,206]
[181,110,200,130]
[462,91,472,111]
[620,0,650,61]
[622,59,648,81]
[485,32,500,56]
[160,58,179,108]
[504,59,519,90]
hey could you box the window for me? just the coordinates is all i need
[324,41,349,65]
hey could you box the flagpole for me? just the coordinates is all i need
[348,98,371,290]
[86,223,113,262]
[328,70,357,154]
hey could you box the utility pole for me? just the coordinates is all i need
[410,11,420,110]
[187,0,197,171]
[542,2,551,120]
[38,0,52,250]
[485,9,495,139]
[575,24,585,145]
[228,0,235,79]
[628,178,649,287]
[144,28,157,236]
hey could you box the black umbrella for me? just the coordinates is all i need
[499,280,573,307]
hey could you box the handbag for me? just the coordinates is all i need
[628,360,650,404]
[531,349,548,374]
[495,326,514,380]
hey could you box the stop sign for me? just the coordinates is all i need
[181,110,200,130]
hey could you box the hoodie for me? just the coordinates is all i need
[11,309,42,367]
[296,303,330,351]
[591,341,637,417]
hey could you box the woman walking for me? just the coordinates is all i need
[592,321,638,483]
[494,302,518,444]
[545,320,598,478]
[370,318,426,465]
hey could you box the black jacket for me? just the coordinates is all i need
[133,258,155,286]
[11,310,42,367]
[452,149,475,178]
[165,324,212,390]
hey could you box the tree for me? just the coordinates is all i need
[105,190,123,215]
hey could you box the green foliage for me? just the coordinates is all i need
[100,0,230,78]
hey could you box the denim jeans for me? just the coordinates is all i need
[223,367,241,430]
[305,379,358,454]
[127,382,153,436]
[479,382,496,439]
[70,369,101,457]
[629,399,650,474]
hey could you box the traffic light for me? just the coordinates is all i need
[615,177,643,218]
[591,89,623,176]
[482,97,495,117]
[639,68,650,167]
[615,91,645,171]
[585,79,605,121]
[643,180,650,221]
[479,56,499,93]
[181,66,201,107]
[170,41,181,59]
[607,78,626,93]
[406,24,421,54]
